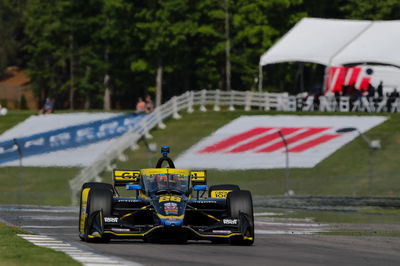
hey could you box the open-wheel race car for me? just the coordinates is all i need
[79,146,254,245]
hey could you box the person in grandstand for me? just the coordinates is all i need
[145,95,154,113]
[135,97,147,113]
[39,98,54,114]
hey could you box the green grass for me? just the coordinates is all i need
[0,167,79,205]
[0,222,80,266]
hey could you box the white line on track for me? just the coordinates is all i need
[255,221,328,227]
[0,207,77,213]
[254,212,284,217]
[21,225,76,229]
[18,234,142,266]
[19,215,76,221]
[256,229,324,235]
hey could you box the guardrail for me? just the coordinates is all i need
[69,89,399,204]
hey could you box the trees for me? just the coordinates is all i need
[9,0,400,110]
[231,0,304,91]
[0,0,26,77]
[342,0,400,20]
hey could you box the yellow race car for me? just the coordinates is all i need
[79,146,254,245]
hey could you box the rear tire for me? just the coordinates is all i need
[227,190,254,246]
[208,184,240,197]
[83,186,113,242]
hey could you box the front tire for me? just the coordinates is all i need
[227,190,254,246]
[80,183,113,242]
[79,182,113,241]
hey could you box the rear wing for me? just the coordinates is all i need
[113,170,140,187]
[190,170,207,186]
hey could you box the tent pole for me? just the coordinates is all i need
[300,63,304,92]
[258,64,263,93]
[322,64,330,94]
[258,64,263,110]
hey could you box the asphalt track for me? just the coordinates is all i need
[1,205,400,266]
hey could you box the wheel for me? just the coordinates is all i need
[80,184,113,242]
[79,182,113,241]
[227,190,254,246]
[208,184,240,197]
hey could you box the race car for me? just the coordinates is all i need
[79,146,254,245]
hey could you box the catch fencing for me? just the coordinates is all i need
[69,89,398,204]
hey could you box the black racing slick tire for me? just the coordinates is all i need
[227,190,254,246]
[208,184,240,197]
[80,183,113,242]
[79,182,113,241]
[87,188,113,217]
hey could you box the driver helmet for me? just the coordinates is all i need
[155,173,167,187]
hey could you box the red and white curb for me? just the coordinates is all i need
[17,234,142,266]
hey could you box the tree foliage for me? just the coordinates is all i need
[1,0,399,109]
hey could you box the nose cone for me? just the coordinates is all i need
[161,218,183,227]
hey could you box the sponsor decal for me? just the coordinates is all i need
[211,190,231,198]
[193,200,217,204]
[176,115,387,169]
[164,202,178,214]
[223,219,238,225]
[115,199,142,203]
[104,217,118,223]
[114,170,140,182]
[111,228,130,232]
[212,230,232,234]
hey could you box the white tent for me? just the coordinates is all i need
[259,18,371,66]
[331,21,400,67]
[258,18,400,92]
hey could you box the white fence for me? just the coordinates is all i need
[69,89,400,204]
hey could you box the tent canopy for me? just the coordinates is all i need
[260,18,400,68]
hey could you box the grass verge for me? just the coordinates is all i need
[0,222,79,265]
[0,167,80,205]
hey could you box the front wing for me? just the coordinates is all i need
[82,210,253,243]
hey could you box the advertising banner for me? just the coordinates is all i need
[175,115,387,169]
[0,113,145,166]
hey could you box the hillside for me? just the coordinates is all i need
[102,110,400,197]
[1,109,400,206]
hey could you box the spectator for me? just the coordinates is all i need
[145,95,154,113]
[367,83,375,98]
[135,97,146,113]
[377,81,383,98]
[39,98,54,114]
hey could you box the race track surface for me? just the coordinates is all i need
[1,205,400,266]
